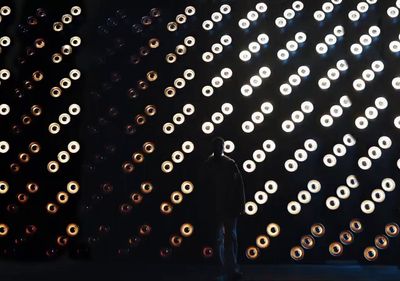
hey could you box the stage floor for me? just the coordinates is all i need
[0,261,399,281]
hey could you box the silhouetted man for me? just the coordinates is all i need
[198,137,246,280]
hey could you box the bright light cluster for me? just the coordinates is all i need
[240,66,271,96]
[281,100,313,133]
[242,140,276,173]
[202,4,231,31]
[162,104,195,135]
[284,139,318,172]
[279,65,309,96]
[161,141,194,173]
[166,6,196,32]
[245,180,278,215]
[315,26,344,55]
[361,178,396,214]
[313,0,342,22]
[238,2,268,30]
[202,103,233,134]
[201,68,233,97]
[275,1,304,28]
[287,180,321,215]
[352,61,384,92]
[358,136,392,170]
[387,1,400,18]
[241,101,273,134]
[348,1,377,22]
[350,26,380,56]
[354,97,387,130]
[320,95,351,128]
[203,35,232,63]
[323,134,356,167]
[325,175,359,211]
[318,59,347,90]
[277,32,306,61]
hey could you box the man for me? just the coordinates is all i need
[198,137,246,280]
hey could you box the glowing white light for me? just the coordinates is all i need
[360,34,372,46]
[294,149,308,162]
[243,160,256,173]
[249,42,261,53]
[375,97,388,109]
[173,113,185,125]
[259,66,271,78]
[333,142,347,156]
[301,101,314,113]
[298,190,311,204]
[353,78,365,91]
[362,69,375,81]
[314,10,325,21]
[220,35,232,46]
[298,65,310,77]
[239,50,252,62]
[202,51,214,62]
[325,34,337,46]
[355,116,368,129]
[247,10,259,22]
[304,139,318,151]
[323,154,337,167]
[220,4,231,14]
[253,149,266,162]
[320,114,334,127]
[387,7,399,18]
[295,32,307,44]
[289,74,301,86]
[220,68,233,79]
[239,18,250,29]
[260,102,273,114]
[350,43,363,55]
[256,2,268,13]
[202,20,214,30]
[291,110,304,123]
[287,201,301,215]
[323,2,334,13]
[221,103,233,115]
[327,68,340,80]
[378,136,392,149]
[211,76,223,88]
[285,159,298,172]
[252,112,264,124]
[202,122,214,134]
[224,140,235,153]
[250,75,262,87]
[255,191,268,204]
[368,146,382,159]
[277,49,289,60]
[343,134,356,146]
[0,141,10,153]
[211,12,223,22]
[242,121,255,133]
[326,196,340,210]
[337,59,348,71]
[390,41,400,53]
[318,77,331,90]
[280,83,292,96]
[371,189,385,203]
[275,17,287,28]
[202,85,214,97]
[336,186,350,199]
[292,1,304,11]
[392,77,400,90]
[211,112,224,124]
[282,120,295,132]
[334,25,345,37]
[348,10,360,21]
[394,116,400,129]
[257,33,269,45]
[381,178,396,192]
[365,106,378,119]
[286,40,298,52]
[264,180,278,194]
[357,2,369,13]
[358,157,372,170]
[241,84,253,97]
[211,43,223,54]
[340,95,352,108]
[245,201,258,215]
[262,140,276,152]
[361,200,375,214]
[371,60,384,72]
[316,43,328,54]
[307,180,321,193]
[346,175,359,188]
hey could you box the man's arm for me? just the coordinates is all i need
[233,161,246,214]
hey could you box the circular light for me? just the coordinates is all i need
[243,160,256,173]
[275,17,287,28]
[362,69,375,81]
[202,85,214,97]
[248,42,261,53]
[220,4,231,14]
[381,178,396,192]
[333,144,347,157]
[287,201,301,215]
[259,66,271,78]
[346,175,359,188]
[182,104,195,116]
[257,33,269,45]
[59,113,71,125]
[298,65,310,77]
[221,103,234,115]
[314,10,325,21]
[185,6,196,16]
[357,2,369,13]
[211,12,223,23]
[241,84,253,97]
[330,105,343,118]
[358,156,372,170]
[333,25,345,37]
[327,68,340,80]
[202,20,214,30]
[0,141,10,153]
[220,35,232,46]
[295,32,307,44]
[211,112,224,124]
[323,154,337,167]
[375,97,388,109]
[392,77,400,90]
[220,68,233,79]
[298,190,311,204]
[211,76,223,88]
[211,43,223,54]
[389,41,400,53]
[361,200,375,214]
[288,74,301,86]
[318,77,331,90]
[280,83,292,96]
[253,149,266,163]
[250,75,262,87]
[247,10,259,21]
[202,122,214,134]
[316,43,328,54]
[182,141,194,153]
[336,185,350,199]
[284,159,298,172]
[294,149,308,162]
[368,26,380,38]
[355,116,368,129]
[322,2,334,13]
[387,6,399,18]
[292,1,304,11]
[202,52,214,62]
[337,59,349,71]
[260,102,273,114]
[326,196,340,210]
[286,40,298,52]
[360,34,372,46]
[301,101,314,113]
[365,107,378,120]
[0,104,10,115]
[256,2,268,13]
[371,60,384,72]
[254,191,268,204]
[252,112,264,124]
[242,121,255,133]
[340,95,352,108]
[282,120,295,132]
[350,43,363,55]
[174,78,186,89]
[308,180,322,193]
[277,49,289,61]
[238,18,250,29]
[264,180,278,194]
[378,136,392,149]
[348,10,360,21]
[284,8,295,20]
[262,140,276,152]
[239,50,252,62]
[371,189,385,203]
[304,139,318,151]
[224,140,235,153]
[245,201,258,215]
[394,116,400,129]
[291,110,304,123]
[320,115,333,127]
[343,134,356,146]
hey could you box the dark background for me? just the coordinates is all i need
[0,0,399,267]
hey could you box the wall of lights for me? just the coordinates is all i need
[0,0,400,264]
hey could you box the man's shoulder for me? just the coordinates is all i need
[222,155,236,163]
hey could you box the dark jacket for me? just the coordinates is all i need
[197,154,246,222]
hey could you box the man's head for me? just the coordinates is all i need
[212,137,225,157]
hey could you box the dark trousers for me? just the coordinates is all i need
[215,217,239,274]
